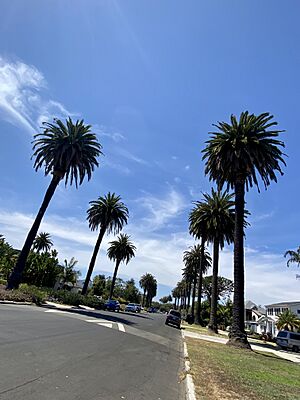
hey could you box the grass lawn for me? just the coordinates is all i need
[187,338,300,400]
[182,322,227,337]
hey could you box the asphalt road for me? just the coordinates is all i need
[0,304,185,400]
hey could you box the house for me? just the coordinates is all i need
[264,301,300,337]
[245,300,271,335]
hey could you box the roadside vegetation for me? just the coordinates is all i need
[187,338,300,400]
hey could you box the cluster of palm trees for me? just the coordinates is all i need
[178,112,286,349]
[139,273,157,307]
[6,118,138,299]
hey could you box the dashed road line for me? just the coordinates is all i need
[117,323,126,332]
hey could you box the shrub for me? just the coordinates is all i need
[18,284,49,306]
[81,295,104,310]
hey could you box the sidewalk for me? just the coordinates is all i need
[183,330,300,364]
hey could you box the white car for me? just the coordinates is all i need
[125,303,140,313]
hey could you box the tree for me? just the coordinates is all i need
[146,277,157,307]
[7,118,102,289]
[183,245,202,319]
[202,276,234,305]
[92,274,106,296]
[203,111,286,348]
[140,273,154,306]
[123,279,141,303]
[33,232,53,253]
[191,189,235,333]
[160,295,172,304]
[284,247,300,268]
[82,193,129,295]
[107,234,136,299]
[276,310,300,332]
[0,237,19,281]
[58,257,81,288]
[23,250,61,287]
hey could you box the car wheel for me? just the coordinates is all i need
[165,321,168,325]
[292,345,299,353]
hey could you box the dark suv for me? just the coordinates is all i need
[103,299,120,312]
[165,309,181,328]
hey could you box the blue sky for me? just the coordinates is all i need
[0,0,299,304]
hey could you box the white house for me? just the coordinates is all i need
[264,301,300,337]
[245,300,272,335]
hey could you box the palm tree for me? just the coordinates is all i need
[203,111,286,348]
[33,232,53,253]
[107,233,136,299]
[284,247,300,267]
[183,245,202,319]
[140,273,155,307]
[192,189,235,333]
[276,310,300,332]
[7,118,102,289]
[82,193,129,295]
[59,257,81,288]
[146,276,157,307]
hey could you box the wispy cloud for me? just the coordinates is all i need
[0,56,74,134]
[136,188,187,232]
[116,148,149,166]
[185,165,190,171]
[93,124,125,143]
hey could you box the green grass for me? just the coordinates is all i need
[187,338,300,400]
[182,322,226,337]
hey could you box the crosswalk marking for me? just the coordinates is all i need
[97,322,113,328]
[117,323,126,332]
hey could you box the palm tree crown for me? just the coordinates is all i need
[191,189,235,248]
[33,118,102,187]
[202,112,286,191]
[284,247,300,267]
[33,232,53,253]
[276,310,300,332]
[107,234,136,264]
[87,192,129,234]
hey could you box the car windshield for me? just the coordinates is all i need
[169,310,181,318]
[277,331,288,338]
[128,303,135,306]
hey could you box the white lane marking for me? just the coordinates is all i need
[117,323,125,332]
[44,310,68,314]
[85,319,110,323]
[97,322,113,328]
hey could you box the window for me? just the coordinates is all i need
[277,331,288,338]
[290,333,300,341]
[297,310,300,314]
[275,307,281,316]
[267,308,273,315]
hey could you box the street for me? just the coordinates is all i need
[0,304,184,400]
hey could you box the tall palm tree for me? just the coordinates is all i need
[183,245,202,319]
[107,233,136,299]
[284,247,300,267]
[33,232,53,253]
[276,310,300,332]
[7,118,102,289]
[146,276,157,307]
[189,207,212,324]
[192,189,235,333]
[140,273,155,307]
[82,193,129,295]
[203,111,286,347]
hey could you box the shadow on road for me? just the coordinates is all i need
[42,304,154,326]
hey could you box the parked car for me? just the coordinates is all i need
[135,304,142,312]
[147,307,157,313]
[276,330,300,352]
[165,309,181,328]
[103,299,120,312]
[125,303,140,312]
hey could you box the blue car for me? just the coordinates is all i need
[104,299,120,312]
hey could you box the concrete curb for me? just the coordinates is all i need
[0,300,34,306]
[182,331,197,400]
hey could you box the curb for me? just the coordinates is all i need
[182,331,197,400]
[0,300,34,306]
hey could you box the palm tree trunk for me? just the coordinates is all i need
[196,236,205,324]
[208,238,219,333]
[7,174,61,289]
[109,259,121,299]
[82,226,106,295]
[228,179,250,348]
[187,281,191,311]
[142,288,146,307]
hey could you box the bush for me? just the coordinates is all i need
[0,284,49,305]
[49,290,104,309]
[81,295,104,310]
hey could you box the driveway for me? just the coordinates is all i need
[0,304,185,400]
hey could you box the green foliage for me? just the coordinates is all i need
[33,118,103,187]
[58,257,81,287]
[23,250,62,287]
[107,233,136,264]
[33,232,53,253]
[51,290,104,309]
[159,295,172,304]
[284,246,300,267]
[276,310,300,332]
[202,276,234,303]
[92,274,106,296]
[18,284,49,305]
[0,236,19,280]
[123,278,141,303]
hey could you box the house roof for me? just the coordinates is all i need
[245,300,257,310]
[265,301,300,307]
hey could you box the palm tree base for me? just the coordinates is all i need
[227,333,251,349]
[6,271,22,290]
[207,324,218,334]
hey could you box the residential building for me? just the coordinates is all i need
[245,300,271,335]
[265,301,300,336]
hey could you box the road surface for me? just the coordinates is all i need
[0,304,185,400]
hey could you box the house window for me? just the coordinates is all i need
[297,310,300,314]
[267,308,273,315]
[274,308,281,316]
